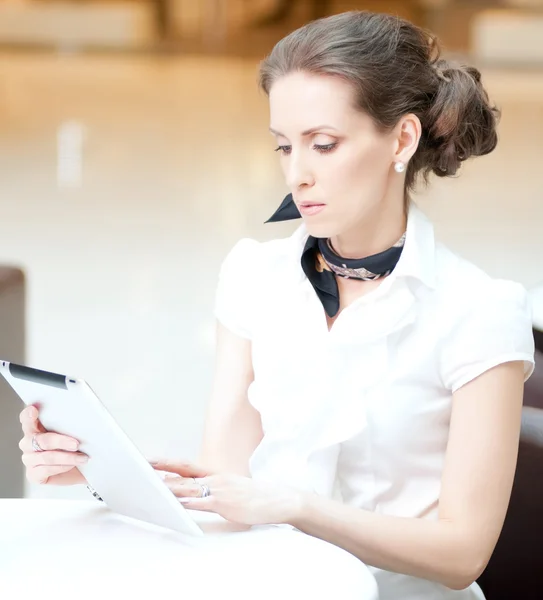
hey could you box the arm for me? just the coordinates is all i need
[198,322,264,476]
[288,361,525,590]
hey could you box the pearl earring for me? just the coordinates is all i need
[394,161,406,173]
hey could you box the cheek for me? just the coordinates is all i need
[325,144,389,191]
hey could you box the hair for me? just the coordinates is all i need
[259,11,500,192]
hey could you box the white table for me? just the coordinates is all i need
[0,499,378,600]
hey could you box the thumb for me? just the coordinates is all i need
[148,459,210,478]
[20,405,46,436]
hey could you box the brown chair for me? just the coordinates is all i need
[476,330,543,599]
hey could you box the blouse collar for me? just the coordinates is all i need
[273,197,437,291]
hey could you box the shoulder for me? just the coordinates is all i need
[433,242,530,314]
[219,228,303,280]
[214,230,303,339]
[431,244,535,390]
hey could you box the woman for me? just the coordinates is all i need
[18,11,535,600]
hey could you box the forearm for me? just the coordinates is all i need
[199,405,263,476]
[200,323,262,476]
[288,493,482,591]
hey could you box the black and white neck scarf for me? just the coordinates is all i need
[266,193,406,318]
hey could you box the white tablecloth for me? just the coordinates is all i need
[0,499,379,600]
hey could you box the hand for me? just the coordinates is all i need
[151,459,304,526]
[19,405,88,485]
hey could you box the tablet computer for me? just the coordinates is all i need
[0,360,203,536]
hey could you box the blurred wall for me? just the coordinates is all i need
[0,0,156,48]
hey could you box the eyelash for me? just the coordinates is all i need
[274,143,337,156]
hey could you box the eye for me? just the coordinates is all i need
[274,145,291,155]
[314,143,337,154]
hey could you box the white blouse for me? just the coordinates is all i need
[214,202,535,600]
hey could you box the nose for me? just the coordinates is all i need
[284,150,315,190]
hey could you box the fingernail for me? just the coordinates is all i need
[76,455,88,463]
[68,441,79,451]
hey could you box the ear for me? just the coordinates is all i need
[393,113,421,163]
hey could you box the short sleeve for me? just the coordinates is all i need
[441,280,535,393]
[213,238,260,340]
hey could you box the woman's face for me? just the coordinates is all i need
[269,71,401,239]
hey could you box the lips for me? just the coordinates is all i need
[298,203,326,216]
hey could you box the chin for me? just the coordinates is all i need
[303,220,338,239]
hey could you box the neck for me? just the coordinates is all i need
[329,198,408,259]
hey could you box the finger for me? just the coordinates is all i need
[19,406,46,436]
[178,496,215,512]
[22,450,88,468]
[148,459,208,478]
[163,478,203,498]
[26,464,76,485]
[20,432,79,453]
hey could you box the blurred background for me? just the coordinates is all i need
[0,0,542,500]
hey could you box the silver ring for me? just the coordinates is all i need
[199,483,211,498]
[31,435,44,452]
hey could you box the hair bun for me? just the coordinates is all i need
[425,59,500,178]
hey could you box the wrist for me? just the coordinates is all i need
[280,488,312,527]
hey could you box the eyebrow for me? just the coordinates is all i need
[269,125,339,137]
